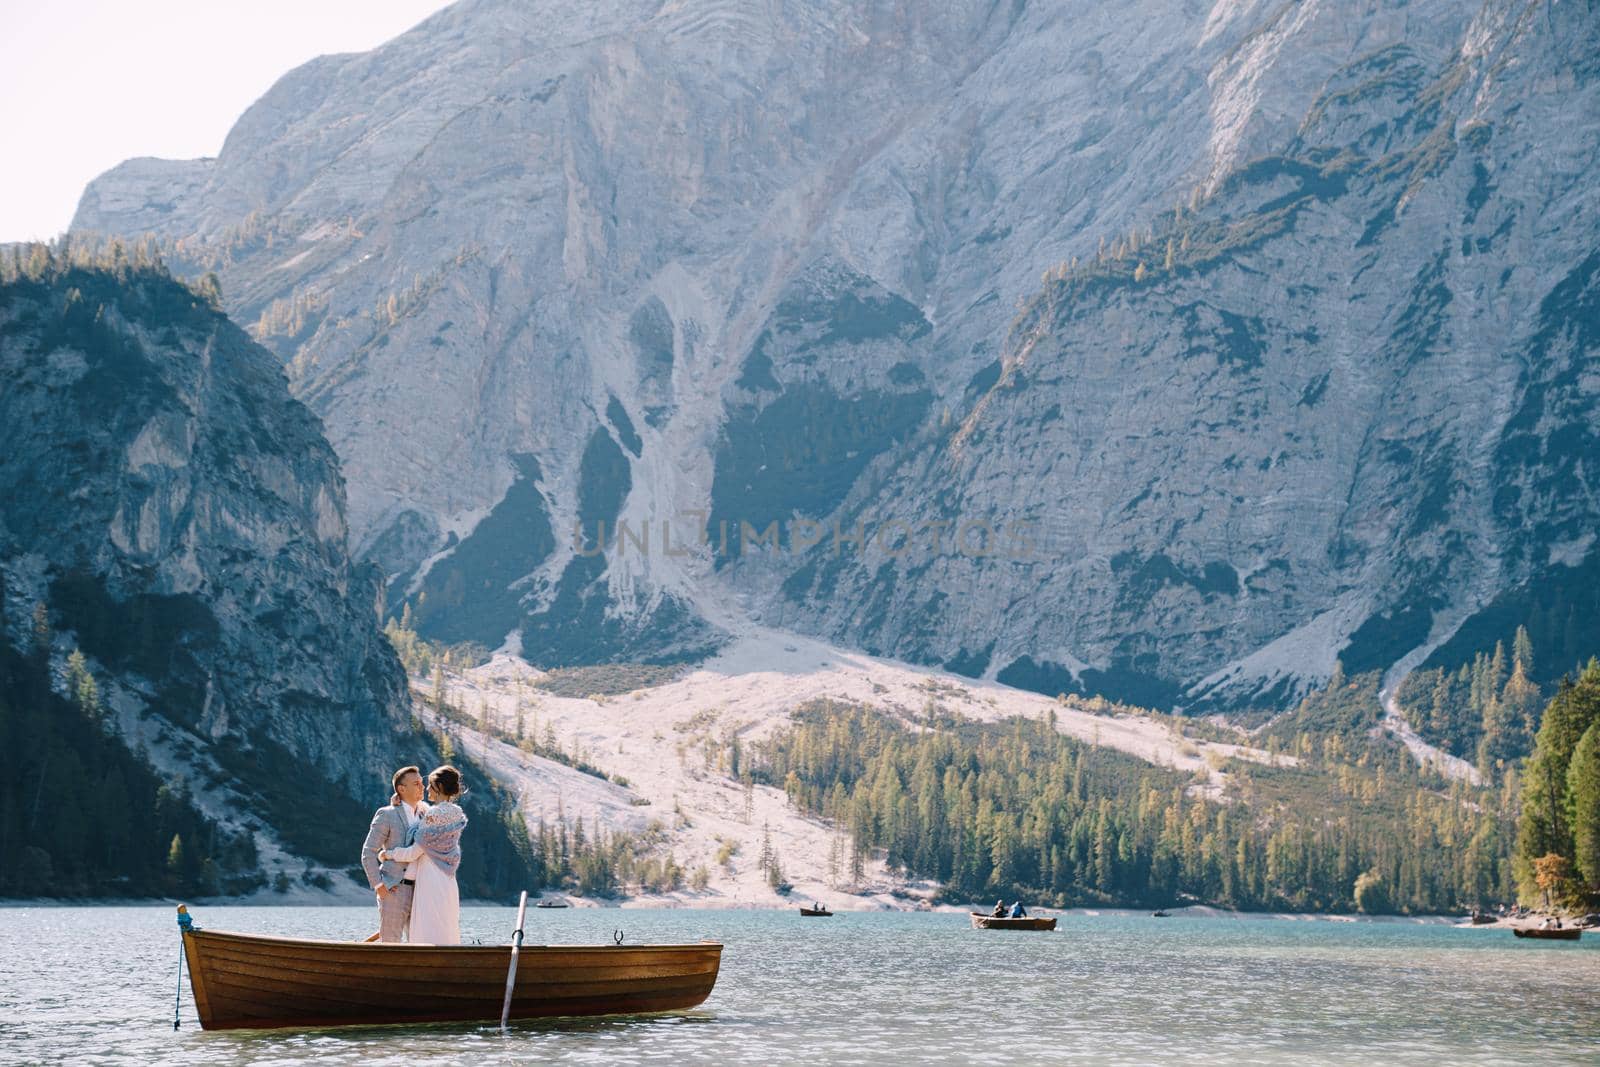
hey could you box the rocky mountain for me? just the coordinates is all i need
[781,0,1600,713]
[71,0,1600,713]
[0,255,529,892]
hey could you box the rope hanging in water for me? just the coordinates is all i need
[174,906,194,1030]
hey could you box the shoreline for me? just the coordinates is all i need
[0,896,1469,923]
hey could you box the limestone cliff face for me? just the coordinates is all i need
[71,0,1600,708]
[773,1,1600,709]
[0,263,412,805]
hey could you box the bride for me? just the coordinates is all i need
[379,765,467,944]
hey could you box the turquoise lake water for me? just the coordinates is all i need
[1,906,1595,1065]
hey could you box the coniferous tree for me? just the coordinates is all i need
[65,650,101,722]
[1513,625,1535,677]
[430,662,448,727]
[1566,721,1600,891]
[197,272,223,309]
[1514,661,1600,902]
[1500,657,1542,742]
[1478,693,1522,779]
[31,601,50,658]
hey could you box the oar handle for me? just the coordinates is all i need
[500,891,529,1031]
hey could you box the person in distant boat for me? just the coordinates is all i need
[991,900,1007,917]
[361,765,427,942]
[1009,901,1028,918]
[379,765,467,945]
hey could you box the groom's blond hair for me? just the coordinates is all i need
[392,765,421,792]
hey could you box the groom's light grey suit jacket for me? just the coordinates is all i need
[360,804,423,890]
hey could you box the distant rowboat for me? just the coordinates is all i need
[970,913,1056,931]
[799,906,832,917]
[177,907,721,1030]
[1512,925,1581,941]
[535,900,570,908]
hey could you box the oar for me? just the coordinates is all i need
[174,905,193,1029]
[500,890,529,1032]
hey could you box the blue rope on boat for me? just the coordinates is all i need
[174,908,194,1030]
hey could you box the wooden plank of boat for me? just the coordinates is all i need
[969,913,1056,931]
[180,912,722,1030]
[1511,925,1581,941]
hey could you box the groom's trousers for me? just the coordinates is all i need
[378,881,415,941]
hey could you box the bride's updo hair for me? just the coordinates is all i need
[428,765,462,799]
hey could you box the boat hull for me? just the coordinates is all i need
[181,927,722,1030]
[969,913,1056,931]
[1511,926,1581,941]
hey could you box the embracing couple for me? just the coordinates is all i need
[359,764,469,944]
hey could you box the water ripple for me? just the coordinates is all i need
[2,907,1596,1065]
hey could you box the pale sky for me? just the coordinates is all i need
[0,0,455,242]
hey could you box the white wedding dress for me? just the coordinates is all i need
[387,800,462,945]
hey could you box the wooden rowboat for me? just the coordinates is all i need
[799,906,832,917]
[178,908,722,1030]
[969,913,1056,931]
[1512,925,1581,941]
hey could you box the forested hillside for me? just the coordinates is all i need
[749,687,1516,914]
[0,579,259,896]
[1396,626,1545,778]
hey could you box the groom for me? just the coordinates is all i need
[360,765,427,941]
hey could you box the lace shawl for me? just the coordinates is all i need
[414,801,467,876]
